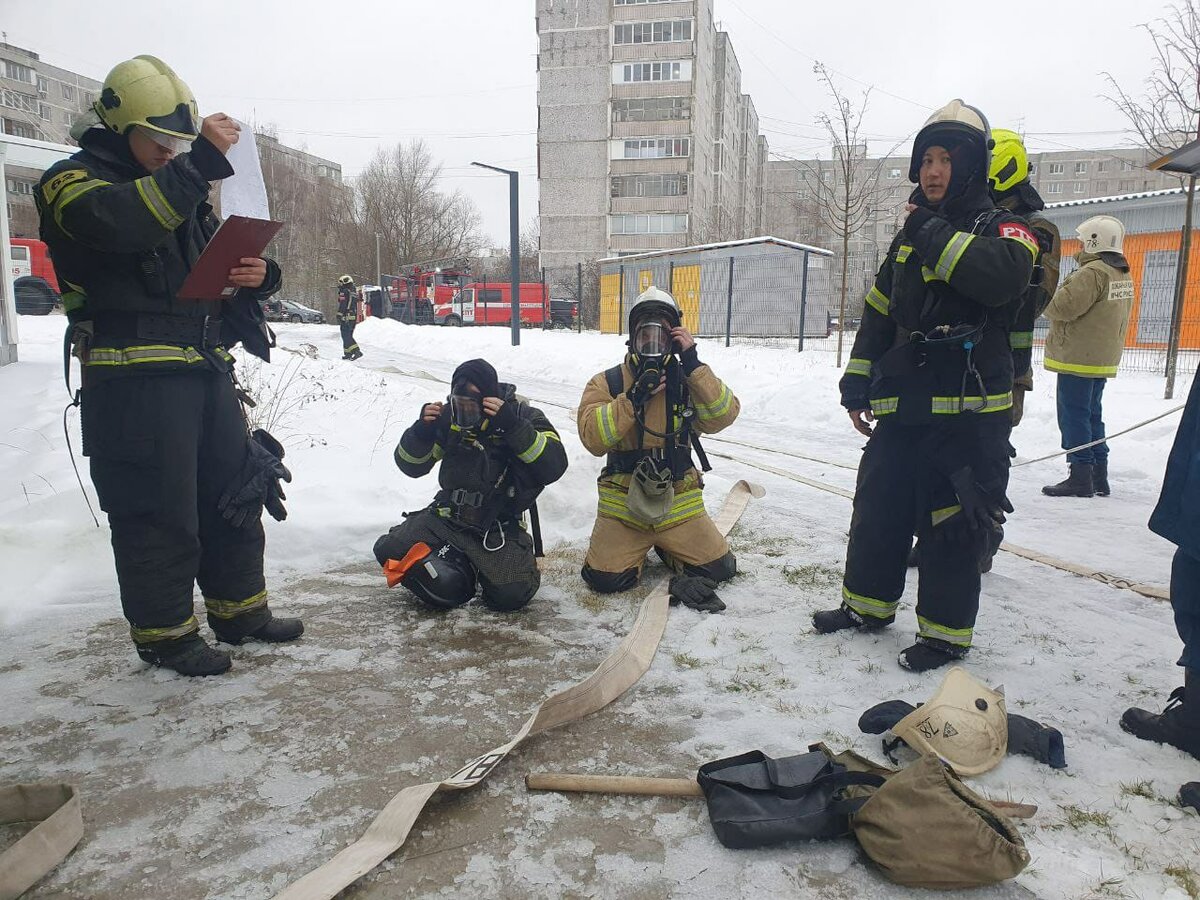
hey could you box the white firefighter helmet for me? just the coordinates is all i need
[1076,215,1125,254]
[339,274,355,286]
[909,99,992,184]
[627,286,681,359]
[892,667,1008,776]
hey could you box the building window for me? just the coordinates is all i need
[613,96,690,122]
[1119,179,1136,191]
[1,90,38,113]
[1073,182,1085,193]
[1074,162,1088,175]
[3,118,39,139]
[6,177,35,196]
[1095,181,1108,195]
[887,167,901,179]
[1097,161,1107,173]
[609,213,688,234]
[83,92,95,107]
[4,61,34,84]
[36,76,48,95]
[39,102,50,120]
[614,60,690,83]
[1028,163,1037,176]
[1122,159,1135,171]
[61,108,73,125]
[1049,162,1064,175]
[61,83,75,101]
[614,20,692,44]
[1045,183,1063,194]
[611,173,689,198]
[618,137,690,159]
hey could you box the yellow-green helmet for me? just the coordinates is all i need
[989,128,1030,193]
[95,55,198,141]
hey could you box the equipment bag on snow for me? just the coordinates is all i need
[696,750,885,849]
[851,755,1030,890]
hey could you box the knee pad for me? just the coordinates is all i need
[685,550,737,583]
[581,564,640,594]
[383,542,477,610]
[481,580,537,613]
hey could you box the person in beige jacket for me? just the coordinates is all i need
[1042,214,1134,498]
[578,287,740,612]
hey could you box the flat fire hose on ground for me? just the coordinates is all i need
[0,783,83,900]
[272,480,765,900]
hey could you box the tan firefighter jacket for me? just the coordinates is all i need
[1043,251,1134,378]
[578,356,739,530]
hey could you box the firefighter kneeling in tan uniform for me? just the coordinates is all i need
[578,287,740,612]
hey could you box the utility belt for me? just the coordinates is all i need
[604,445,694,481]
[91,311,227,350]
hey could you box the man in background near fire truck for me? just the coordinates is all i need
[338,274,362,360]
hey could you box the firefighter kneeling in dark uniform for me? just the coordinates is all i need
[337,274,362,360]
[578,287,740,612]
[373,359,567,611]
[37,56,302,676]
[812,100,1036,672]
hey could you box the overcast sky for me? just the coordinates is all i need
[2,0,1179,243]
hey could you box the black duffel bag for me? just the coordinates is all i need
[696,750,886,849]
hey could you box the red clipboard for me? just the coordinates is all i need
[177,215,283,300]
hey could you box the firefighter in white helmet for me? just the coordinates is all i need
[814,99,1037,672]
[1040,214,1134,497]
[577,286,740,612]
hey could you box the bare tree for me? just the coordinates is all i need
[801,64,900,367]
[351,139,482,276]
[1105,0,1200,398]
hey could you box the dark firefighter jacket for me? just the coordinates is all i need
[338,284,357,323]
[393,384,567,530]
[994,183,1062,377]
[1149,370,1200,560]
[838,185,1037,424]
[35,128,279,381]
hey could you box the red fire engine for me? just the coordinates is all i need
[9,238,60,293]
[382,263,549,327]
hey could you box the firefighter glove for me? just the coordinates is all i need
[218,428,293,528]
[902,205,938,239]
[487,398,520,432]
[679,344,702,376]
[948,467,1013,531]
[668,575,726,613]
[628,368,661,408]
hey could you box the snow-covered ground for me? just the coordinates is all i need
[1,314,1197,899]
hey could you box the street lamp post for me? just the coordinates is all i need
[471,161,521,347]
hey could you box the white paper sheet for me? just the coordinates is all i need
[220,120,270,220]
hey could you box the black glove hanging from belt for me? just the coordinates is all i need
[948,467,1013,531]
[218,428,292,528]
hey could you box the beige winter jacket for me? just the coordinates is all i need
[1042,252,1134,378]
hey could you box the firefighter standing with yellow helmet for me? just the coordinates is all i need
[813,100,1036,672]
[37,55,303,676]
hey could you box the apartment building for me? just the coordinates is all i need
[536,0,769,271]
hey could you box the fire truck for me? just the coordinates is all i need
[381,262,549,327]
[9,238,60,315]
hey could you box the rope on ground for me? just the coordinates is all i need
[710,449,1172,604]
[1012,405,1185,468]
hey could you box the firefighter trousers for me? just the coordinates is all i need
[340,320,359,356]
[81,369,269,645]
[581,510,736,594]
[840,416,1011,649]
[374,509,540,611]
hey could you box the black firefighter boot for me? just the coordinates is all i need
[1120,669,1200,761]
[211,608,305,646]
[1093,460,1111,497]
[812,605,891,634]
[1181,782,1200,813]
[1042,463,1095,498]
[137,635,232,677]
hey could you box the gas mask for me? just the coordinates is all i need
[631,319,672,380]
[448,393,483,430]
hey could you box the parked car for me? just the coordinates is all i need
[549,298,579,329]
[827,312,862,332]
[279,300,325,324]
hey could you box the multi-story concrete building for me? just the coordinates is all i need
[1,42,102,238]
[536,0,769,271]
